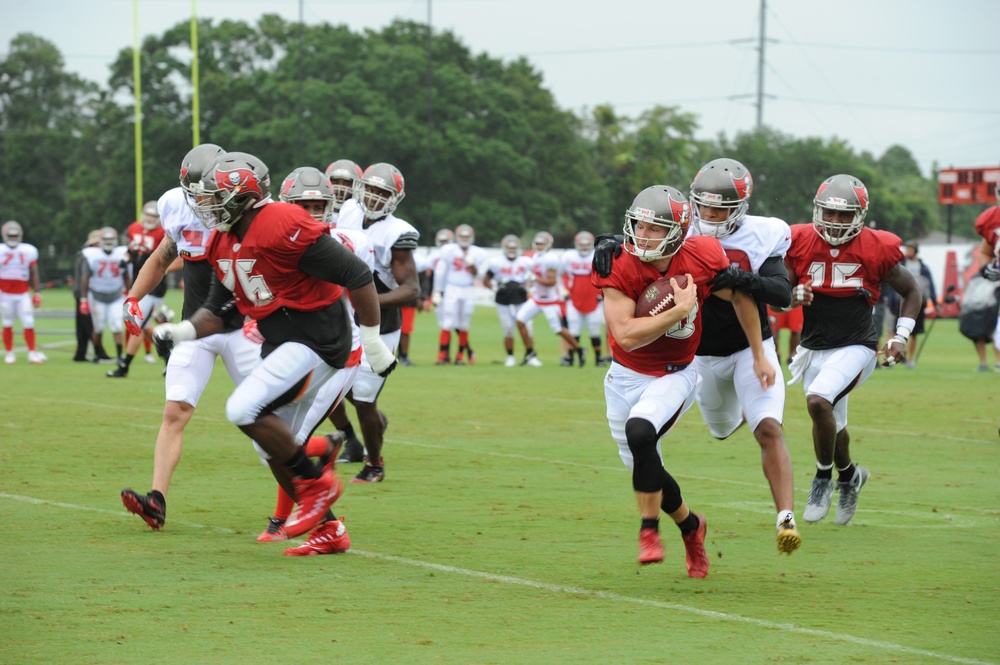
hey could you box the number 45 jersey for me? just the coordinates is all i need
[785,224,903,351]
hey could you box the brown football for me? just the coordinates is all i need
[635,275,689,317]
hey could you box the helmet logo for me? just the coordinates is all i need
[732,172,753,200]
[669,198,690,225]
[219,168,264,197]
[853,184,870,210]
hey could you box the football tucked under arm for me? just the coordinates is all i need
[634,275,689,318]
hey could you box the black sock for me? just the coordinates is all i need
[150,490,165,507]
[525,348,535,357]
[816,466,833,480]
[115,343,123,358]
[286,448,321,479]
[123,354,135,368]
[342,422,355,439]
[677,513,699,535]
[641,517,659,531]
[837,464,856,483]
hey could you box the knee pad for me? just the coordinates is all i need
[625,418,665,492]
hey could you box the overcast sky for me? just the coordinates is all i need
[3,0,999,179]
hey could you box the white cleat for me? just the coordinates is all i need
[4,351,15,365]
[28,350,47,364]
[504,356,516,367]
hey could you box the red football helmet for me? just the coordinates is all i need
[195,152,271,232]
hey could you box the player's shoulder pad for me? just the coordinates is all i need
[393,231,420,251]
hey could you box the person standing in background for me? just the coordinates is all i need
[0,221,46,365]
[900,242,936,369]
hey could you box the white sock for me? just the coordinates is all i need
[777,510,795,528]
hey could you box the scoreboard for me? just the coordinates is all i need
[937,167,1000,205]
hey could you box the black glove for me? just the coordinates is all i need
[377,358,398,379]
[593,233,622,278]
[153,333,174,360]
[709,265,759,293]
[980,261,1000,282]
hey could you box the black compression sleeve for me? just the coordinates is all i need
[298,233,375,291]
[755,255,792,308]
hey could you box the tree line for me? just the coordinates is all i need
[0,17,985,280]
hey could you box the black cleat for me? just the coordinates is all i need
[336,433,366,464]
[121,489,165,530]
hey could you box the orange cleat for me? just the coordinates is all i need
[637,527,664,565]
[682,513,709,578]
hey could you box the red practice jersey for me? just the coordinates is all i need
[974,206,1000,258]
[786,224,903,350]
[207,202,343,320]
[593,235,728,376]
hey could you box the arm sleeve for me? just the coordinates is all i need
[754,255,792,308]
[203,272,240,319]
[297,233,375,291]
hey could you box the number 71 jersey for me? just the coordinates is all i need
[785,224,903,305]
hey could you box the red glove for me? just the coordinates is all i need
[123,297,144,336]
[242,319,264,344]
[79,300,90,315]
[32,293,41,308]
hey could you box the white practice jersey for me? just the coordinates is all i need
[527,249,563,305]
[0,242,39,286]
[688,213,791,272]
[158,186,213,261]
[434,242,487,290]
[82,245,130,293]
[485,254,532,285]
[331,227,376,272]
[335,198,363,232]
[362,213,420,290]
[560,249,594,288]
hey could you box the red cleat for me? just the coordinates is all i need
[637,527,664,565]
[682,513,709,578]
[285,470,341,538]
[284,519,351,556]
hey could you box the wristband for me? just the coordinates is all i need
[895,316,915,341]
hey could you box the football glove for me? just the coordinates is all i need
[123,297,145,336]
[31,292,41,308]
[981,260,1000,282]
[708,265,758,293]
[242,319,265,344]
[431,291,443,307]
[592,233,622,279]
[79,300,90,315]
[153,321,196,359]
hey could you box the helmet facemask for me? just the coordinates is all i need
[196,153,271,233]
[2,221,22,248]
[689,158,753,238]
[622,186,691,262]
[811,174,869,246]
[355,163,405,221]
[502,235,520,259]
[279,167,334,224]
[456,225,474,249]
[532,232,553,253]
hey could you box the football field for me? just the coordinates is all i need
[1,289,998,664]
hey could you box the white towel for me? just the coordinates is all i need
[787,346,813,385]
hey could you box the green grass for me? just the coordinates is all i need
[2,288,998,665]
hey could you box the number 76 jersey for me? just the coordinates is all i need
[786,224,902,305]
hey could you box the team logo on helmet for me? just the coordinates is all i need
[732,172,753,200]
[670,198,691,225]
[219,168,266,197]
[853,183,870,210]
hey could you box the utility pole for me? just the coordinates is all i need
[426,0,434,226]
[756,0,766,129]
